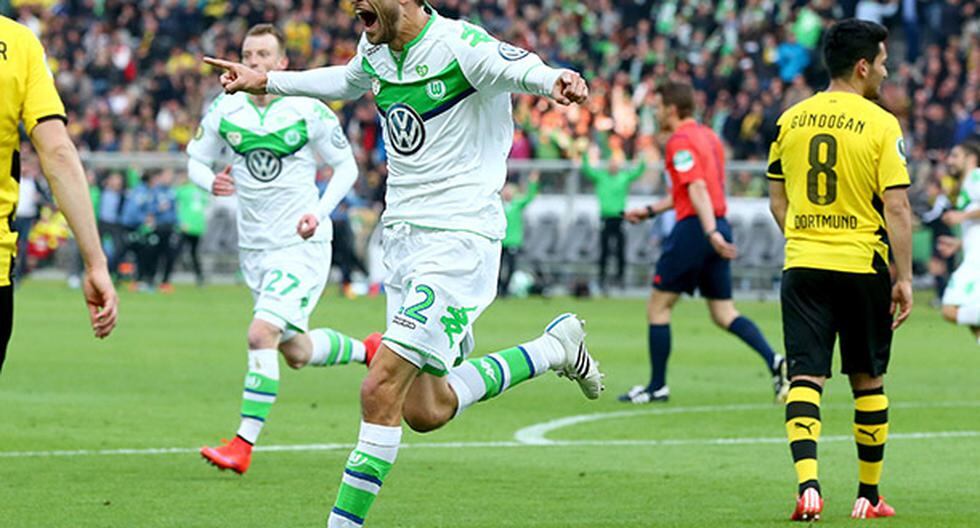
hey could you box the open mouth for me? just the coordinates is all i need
[357,9,379,32]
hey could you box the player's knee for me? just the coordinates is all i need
[941,305,958,323]
[283,355,306,370]
[247,322,280,351]
[403,404,450,433]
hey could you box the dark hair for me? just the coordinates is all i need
[822,19,888,80]
[657,81,695,119]
[245,23,286,54]
[959,140,980,162]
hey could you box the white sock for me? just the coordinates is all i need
[308,328,366,366]
[446,361,486,416]
[521,333,566,372]
[956,304,980,326]
[446,337,562,418]
[327,421,401,528]
[236,348,279,444]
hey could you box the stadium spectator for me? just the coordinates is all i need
[581,149,645,292]
[175,173,207,287]
[13,164,44,280]
[97,172,127,276]
[146,169,179,292]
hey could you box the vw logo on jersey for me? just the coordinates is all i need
[284,129,301,147]
[385,103,425,156]
[426,80,447,100]
[245,148,283,182]
[498,42,530,61]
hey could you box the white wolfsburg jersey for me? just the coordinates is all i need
[958,168,980,263]
[186,93,354,249]
[267,9,562,240]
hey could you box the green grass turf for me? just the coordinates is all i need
[1,281,978,527]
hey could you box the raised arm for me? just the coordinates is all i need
[625,158,647,183]
[580,151,600,182]
[453,23,587,105]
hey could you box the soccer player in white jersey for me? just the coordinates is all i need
[204,1,603,525]
[939,140,980,344]
[188,24,381,475]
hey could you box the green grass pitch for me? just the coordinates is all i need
[1,281,978,527]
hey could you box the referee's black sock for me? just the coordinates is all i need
[646,324,670,391]
[727,316,778,372]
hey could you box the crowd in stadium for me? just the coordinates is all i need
[5,0,979,282]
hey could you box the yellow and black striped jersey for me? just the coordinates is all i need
[0,16,66,285]
[767,91,910,274]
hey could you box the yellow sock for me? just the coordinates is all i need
[786,379,822,494]
[854,387,888,504]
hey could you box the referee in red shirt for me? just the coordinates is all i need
[619,81,787,403]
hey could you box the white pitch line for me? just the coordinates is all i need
[2,401,977,459]
[1,431,978,459]
[513,400,980,445]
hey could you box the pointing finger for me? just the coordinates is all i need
[204,57,238,71]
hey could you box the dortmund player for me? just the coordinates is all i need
[188,25,379,474]
[204,2,602,526]
[0,16,117,373]
[767,19,913,521]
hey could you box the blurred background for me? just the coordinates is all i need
[4,0,978,301]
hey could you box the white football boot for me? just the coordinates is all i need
[545,313,604,399]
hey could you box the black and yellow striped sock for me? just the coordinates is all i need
[785,379,822,495]
[854,387,888,506]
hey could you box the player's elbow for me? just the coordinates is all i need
[883,189,911,217]
[36,137,78,171]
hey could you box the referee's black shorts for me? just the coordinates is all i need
[781,258,893,378]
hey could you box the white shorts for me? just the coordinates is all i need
[381,224,501,376]
[240,242,331,332]
[942,260,980,306]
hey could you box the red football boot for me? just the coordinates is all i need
[791,487,823,522]
[363,332,383,367]
[851,496,895,519]
[200,436,252,474]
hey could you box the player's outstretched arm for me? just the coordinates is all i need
[203,57,269,95]
[31,120,118,338]
[204,56,370,100]
[625,195,673,224]
[883,187,913,329]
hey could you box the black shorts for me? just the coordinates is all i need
[781,261,893,378]
[0,283,13,374]
[653,217,732,299]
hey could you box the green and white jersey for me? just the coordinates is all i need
[187,93,355,250]
[957,168,980,262]
[266,8,563,240]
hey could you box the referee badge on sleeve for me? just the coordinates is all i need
[673,150,695,173]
